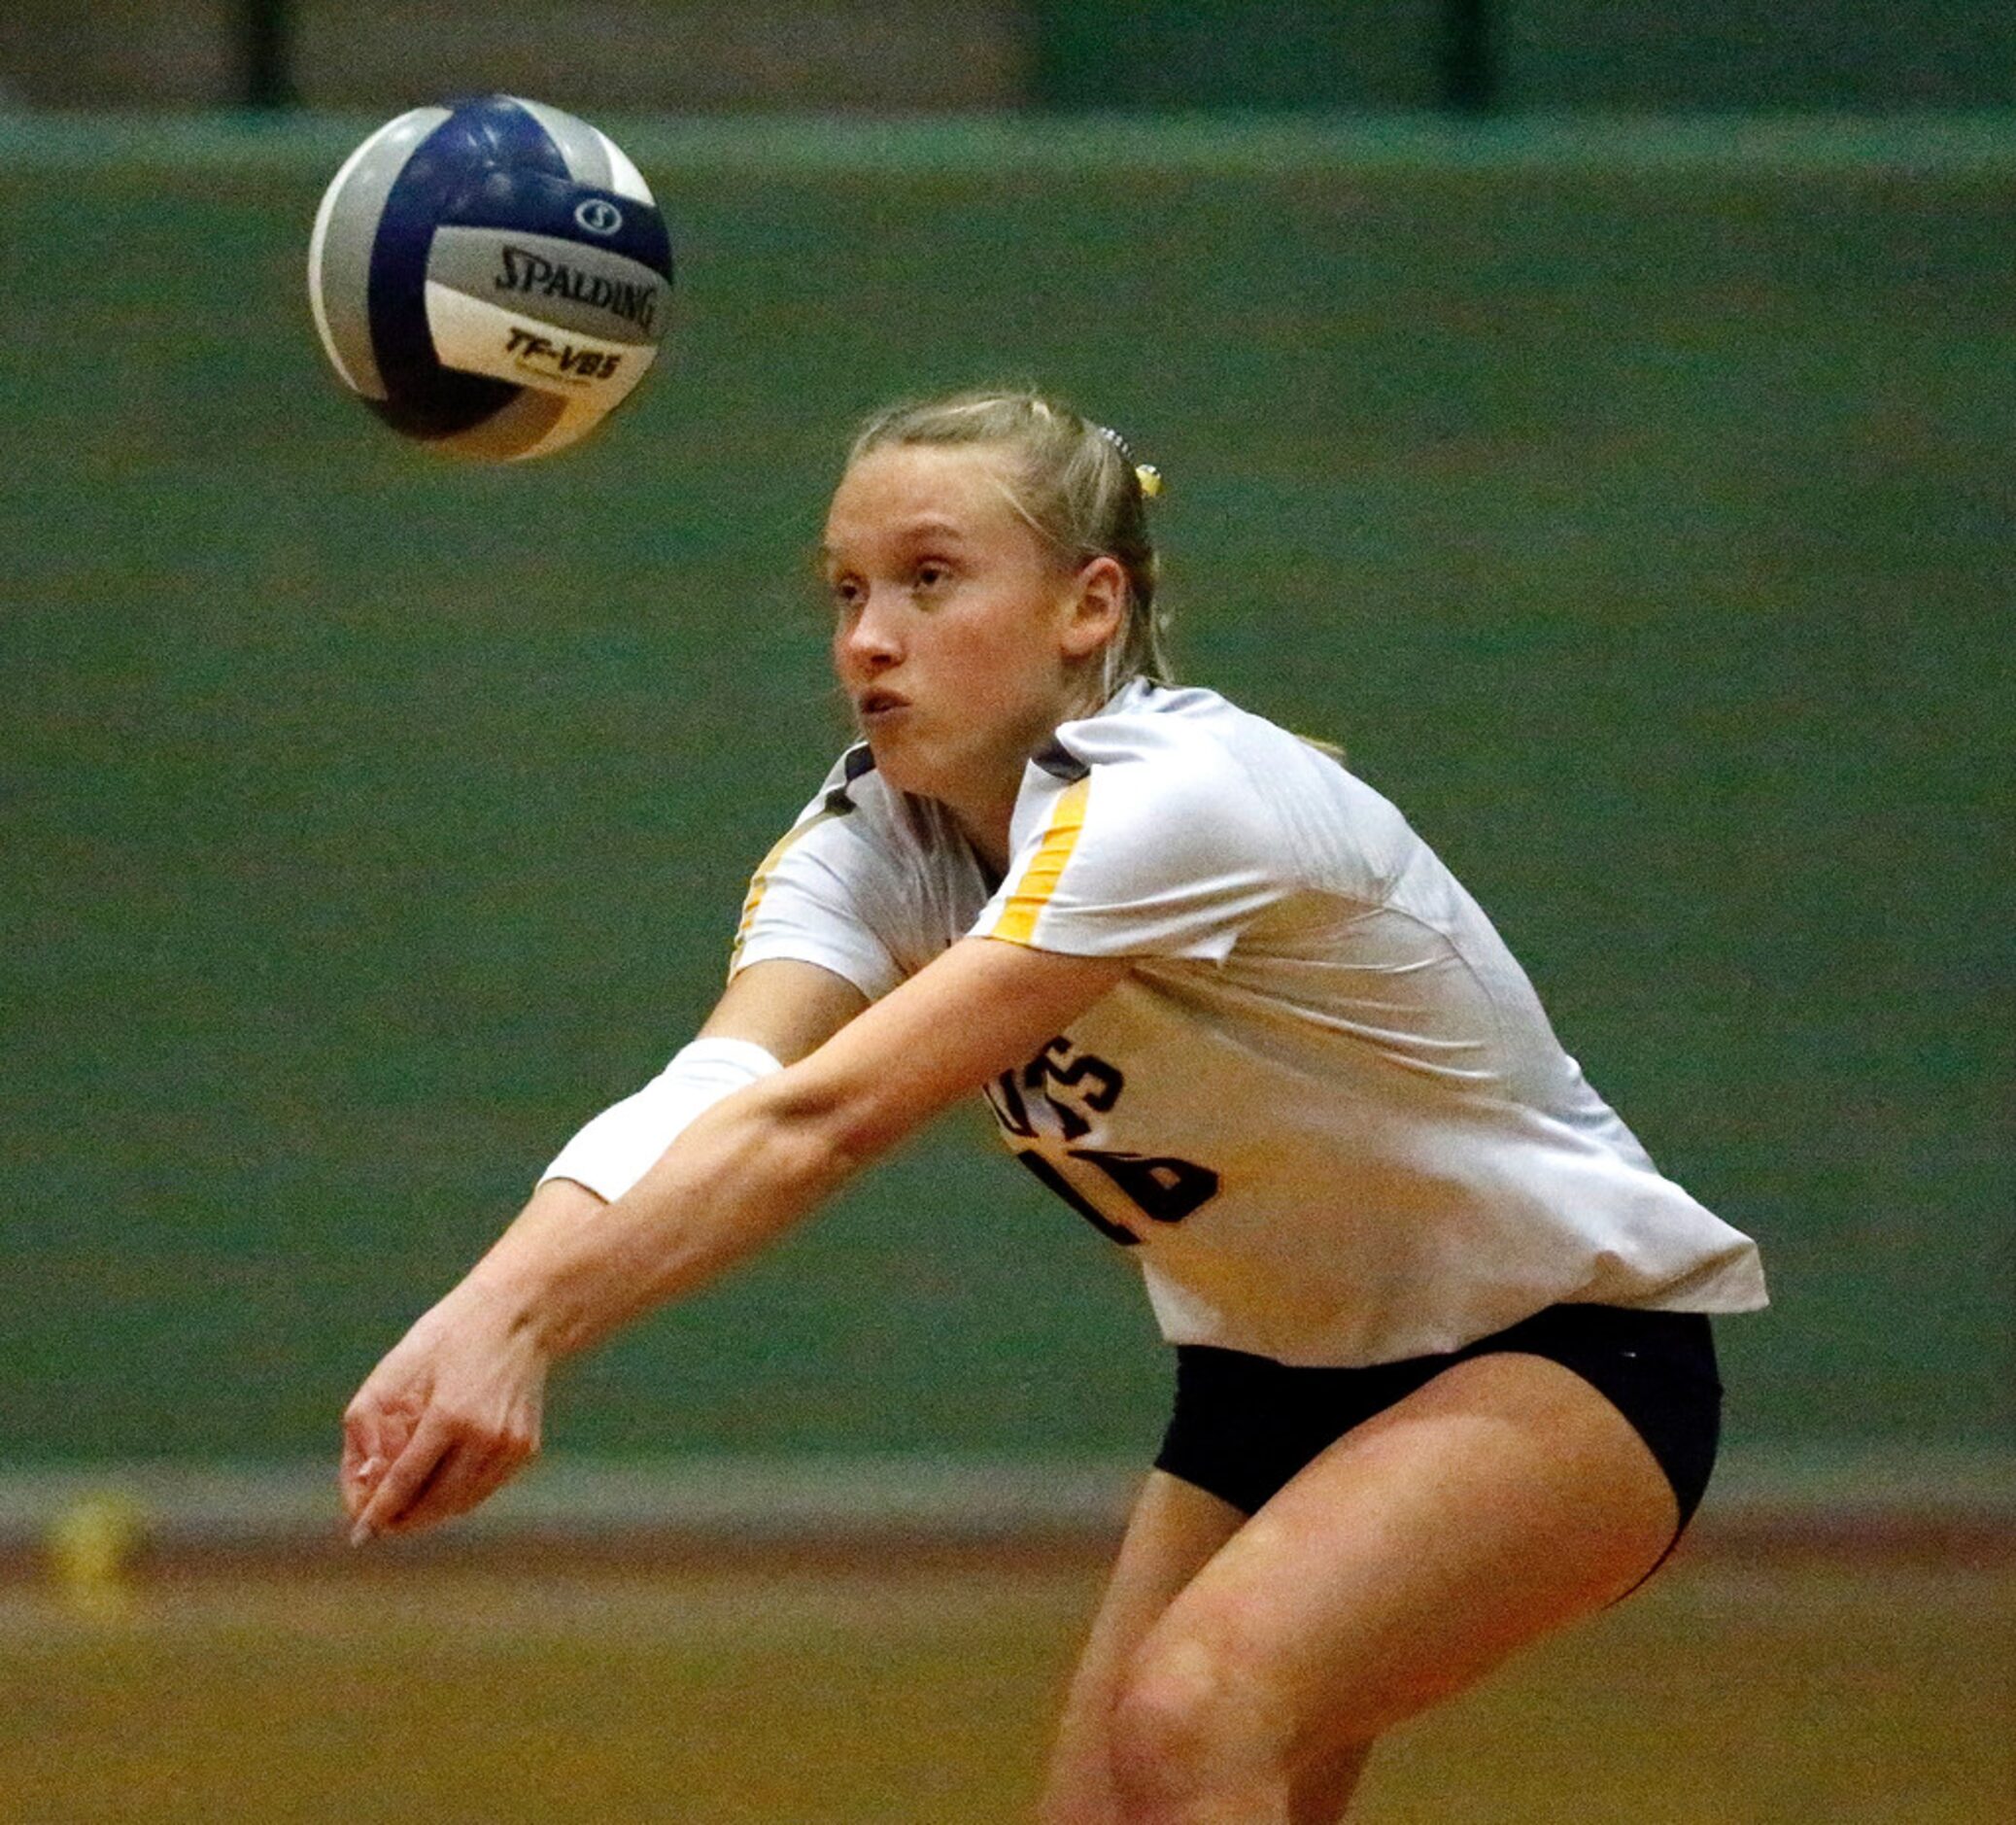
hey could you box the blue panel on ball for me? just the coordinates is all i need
[440,167,674,282]
[366,96,567,438]
[435,94,569,186]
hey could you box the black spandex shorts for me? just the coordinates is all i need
[1154,1303,1723,1542]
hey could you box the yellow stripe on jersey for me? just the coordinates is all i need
[989,775,1091,946]
[730,809,838,972]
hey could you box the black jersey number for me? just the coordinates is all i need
[1011,1146,1221,1246]
[986,1044,1121,1144]
[1073,1148,1220,1224]
[988,1038,1221,1245]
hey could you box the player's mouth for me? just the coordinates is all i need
[857,689,910,725]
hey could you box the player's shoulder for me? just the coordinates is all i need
[999,681,1314,878]
[1042,680,1417,895]
[1047,680,1334,808]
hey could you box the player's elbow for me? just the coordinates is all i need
[752,1062,910,1185]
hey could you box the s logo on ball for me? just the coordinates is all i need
[307,95,674,461]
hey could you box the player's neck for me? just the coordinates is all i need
[936,688,1095,876]
[951,792,1018,879]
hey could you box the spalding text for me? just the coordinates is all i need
[495,246,657,332]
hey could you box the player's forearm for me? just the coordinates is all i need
[449,944,1123,1364]
[460,1076,869,1360]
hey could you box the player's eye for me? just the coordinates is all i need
[911,560,954,595]
[828,575,865,613]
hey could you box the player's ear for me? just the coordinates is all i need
[1061,555,1127,660]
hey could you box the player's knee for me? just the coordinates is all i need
[1107,1632,1290,1815]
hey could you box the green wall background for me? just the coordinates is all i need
[3,118,2009,1469]
[1500,2,2016,112]
[1031,2,2016,111]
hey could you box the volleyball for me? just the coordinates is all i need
[307,95,674,461]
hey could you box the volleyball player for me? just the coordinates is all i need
[340,391,1766,1824]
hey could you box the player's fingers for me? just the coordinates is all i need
[340,1391,410,1519]
[341,1399,383,1471]
[343,1376,396,1445]
[372,1439,469,1536]
[340,1418,377,1521]
[352,1409,454,1544]
[342,1391,408,1477]
[339,1441,385,1521]
[390,1430,533,1536]
[340,1448,391,1521]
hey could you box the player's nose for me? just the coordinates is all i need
[836,587,905,671]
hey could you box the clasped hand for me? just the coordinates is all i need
[340,1282,551,1543]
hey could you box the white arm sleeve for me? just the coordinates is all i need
[536,1037,783,1203]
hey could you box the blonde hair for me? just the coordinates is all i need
[846,389,1171,701]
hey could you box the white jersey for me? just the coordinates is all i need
[732,680,1767,1365]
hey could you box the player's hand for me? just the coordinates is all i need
[340,1283,550,1544]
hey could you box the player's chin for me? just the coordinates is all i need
[861,724,926,786]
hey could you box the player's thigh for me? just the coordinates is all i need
[1042,1470,1246,1825]
[1127,1349,1680,1765]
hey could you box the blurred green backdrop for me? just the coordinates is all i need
[1032,0,2016,111]
[3,117,2009,1470]
[6,2,2014,113]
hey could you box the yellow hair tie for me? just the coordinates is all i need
[1136,463,1164,499]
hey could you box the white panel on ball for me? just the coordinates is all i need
[422,285,657,406]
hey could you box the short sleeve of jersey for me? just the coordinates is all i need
[973,713,1295,963]
[729,757,907,1001]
